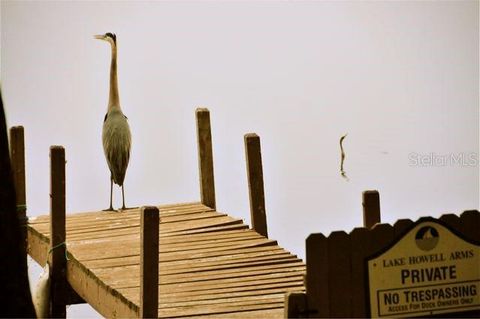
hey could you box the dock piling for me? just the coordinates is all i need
[49,145,67,318]
[140,206,159,319]
[362,190,381,228]
[196,108,216,209]
[244,133,268,238]
[9,126,27,252]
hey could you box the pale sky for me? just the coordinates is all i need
[1,1,479,317]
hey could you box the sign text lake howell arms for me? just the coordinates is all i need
[367,219,480,317]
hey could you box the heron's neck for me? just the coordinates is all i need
[108,44,120,110]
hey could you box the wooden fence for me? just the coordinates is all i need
[286,191,480,318]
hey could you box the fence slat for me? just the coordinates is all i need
[350,227,372,318]
[327,231,352,317]
[306,233,328,317]
[367,223,394,317]
[460,210,480,242]
[440,214,461,233]
[393,219,413,238]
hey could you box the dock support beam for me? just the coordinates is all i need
[140,206,159,319]
[362,190,381,228]
[10,126,27,253]
[49,146,67,318]
[244,133,268,238]
[196,108,216,209]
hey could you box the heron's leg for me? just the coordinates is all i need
[121,184,126,210]
[103,177,114,211]
[120,185,138,211]
[110,178,114,210]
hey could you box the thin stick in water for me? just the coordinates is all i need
[340,133,349,181]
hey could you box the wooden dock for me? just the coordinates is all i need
[11,109,306,317]
[27,202,305,318]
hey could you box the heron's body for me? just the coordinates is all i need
[96,32,131,210]
[103,108,131,187]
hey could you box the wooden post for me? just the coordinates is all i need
[285,292,308,318]
[362,190,380,228]
[196,108,216,209]
[10,126,27,252]
[49,146,67,318]
[244,133,268,238]
[140,206,159,319]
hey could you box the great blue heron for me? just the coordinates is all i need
[94,32,131,211]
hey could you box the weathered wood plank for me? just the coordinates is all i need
[122,285,304,305]
[90,254,293,275]
[99,263,305,288]
[158,300,285,318]
[31,212,236,236]
[28,203,212,227]
[190,308,283,319]
[72,238,279,264]
[153,273,304,294]
[128,292,287,310]
[72,233,263,259]
[85,248,292,271]
[114,271,304,290]
[33,223,250,244]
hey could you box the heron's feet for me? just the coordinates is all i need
[103,207,116,212]
[119,206,139,212]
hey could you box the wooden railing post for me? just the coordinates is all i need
[196,108,216,209]
[140,206,159,319]
[10,126,27,253]
[362,190,381,228]
[49,146,67,318]
[244,133,268,238]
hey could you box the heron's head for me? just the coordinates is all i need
[94,32,116,46]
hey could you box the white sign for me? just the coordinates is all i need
[367,219,480,317]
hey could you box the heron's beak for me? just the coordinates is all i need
[94,34,104,40]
